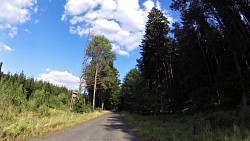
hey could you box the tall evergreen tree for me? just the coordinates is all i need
[137,7,174,113]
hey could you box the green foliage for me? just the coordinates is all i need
[71,101,93,114]
[0,72,71,112]
[85,35,121,110]
[27,99,39,110]
[39,104,50,116]
[122,1,250,114]
[71,100,84,113]
[95,107,103,112]
[82,105,93,113]
[71,96,93,114]
[121,68,142,112]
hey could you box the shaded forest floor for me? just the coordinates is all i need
[122,108,250,141]
[0,106,108,141]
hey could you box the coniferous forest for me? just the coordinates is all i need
[121,0,250,114]
[120,1,250,140]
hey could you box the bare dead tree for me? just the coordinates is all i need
[0,62,2,78]
[0,62,2,73]
[78,28,96,106]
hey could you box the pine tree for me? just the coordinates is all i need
[85,35,120,110]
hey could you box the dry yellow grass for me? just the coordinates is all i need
[0,108,108,141]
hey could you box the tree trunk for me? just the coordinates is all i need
[209,5,247,108]
[0,62,2,73]
[101,101,104,110]
[232,51,247,108]
[93,65,98,110]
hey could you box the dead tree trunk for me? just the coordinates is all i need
[92,65,98,109]
[0,62,2,78]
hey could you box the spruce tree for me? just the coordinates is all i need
[137,7,173,113]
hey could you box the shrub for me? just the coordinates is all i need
[71,100,84,113]
[83,105,93,113]
[27,99,39,110]
[39,104,49,116]
[95,107,103,112]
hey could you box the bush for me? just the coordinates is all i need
[95,107,103,112]
[83,105,93,113]
[39,104,49,116]
[27,99,39,110]
[71,100,84,113]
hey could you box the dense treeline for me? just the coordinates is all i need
[121,0,250,114]
[0,71,107,140]
[0,72,71,115]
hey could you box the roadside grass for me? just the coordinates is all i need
[122,109,250,141]
[0,105,108,141]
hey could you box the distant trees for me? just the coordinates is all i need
[85,35,121,110]
[121,68,142,112]
[0,72,71,115]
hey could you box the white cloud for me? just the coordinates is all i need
[94,19,121,33]
[38,69,79,90]
[8,26,18,38]
[143,0,154,12]
[62,0,175,56]
[34,19,39,24]
[156,0,161,10]
[0,42,14,52]
[0,0,37,38]
[111,43,129,56]
[25,28,31,33]
[63,0,101,16]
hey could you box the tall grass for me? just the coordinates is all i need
[0,105,108,141]
[122,109,250,141]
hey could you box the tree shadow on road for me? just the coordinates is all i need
[103,113,141,141]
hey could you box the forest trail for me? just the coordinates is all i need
[28,112,140,141]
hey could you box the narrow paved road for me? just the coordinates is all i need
[28,112,140,141]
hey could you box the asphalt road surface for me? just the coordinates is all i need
[28,112,140,141]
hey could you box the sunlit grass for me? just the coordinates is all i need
[0,106,108,141]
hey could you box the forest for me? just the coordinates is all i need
[121,0,250,114]
[0,0,250,140]
[120,0,250,140]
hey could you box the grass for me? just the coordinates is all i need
[122,109,250,141]
[0,105,108,141]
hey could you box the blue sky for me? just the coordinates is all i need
[0,0,179,90]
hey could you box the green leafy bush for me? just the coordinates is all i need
[71,100,84,113]
[83,105,93,113]
[27,99,39,110]
[39,104,49,116]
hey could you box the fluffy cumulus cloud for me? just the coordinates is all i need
[0,42,14,52]
[0,0,37,38]
[38,69,79,90]
[62,0,174,56]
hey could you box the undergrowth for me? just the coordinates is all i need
[0,105,108,141]
[122,108,250,141]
